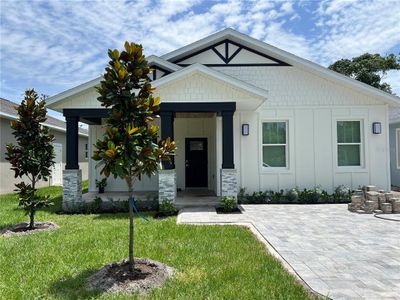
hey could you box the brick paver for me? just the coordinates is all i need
[177,204,400,300]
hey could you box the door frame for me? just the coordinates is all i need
[185,137,208,188]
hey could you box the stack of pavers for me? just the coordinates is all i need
[348,185,400,214]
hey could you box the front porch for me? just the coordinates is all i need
[61,102,238,212]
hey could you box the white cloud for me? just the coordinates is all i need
[313,0,400,65]
[0,0,399,101]
[317,0,358,15]
[264,22,313,60]
[385,70,400,96]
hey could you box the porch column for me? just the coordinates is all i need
[160,111,175,169]
[159,111,176,203]
[63,115,82,212]
[220,111,237,197]
[65,116,79,169]
[222,111,234,169]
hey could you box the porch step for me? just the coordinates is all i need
[175,198,219,209]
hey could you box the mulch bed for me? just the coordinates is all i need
[0,222,59,237]
[87,258,174,294]
[154,211,178,219]
[216,207,242,214]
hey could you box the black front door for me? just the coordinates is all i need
[185,138,208,188]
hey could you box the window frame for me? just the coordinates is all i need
[85,143,88,160]
[336,119,364,168]
[261,120,289,170]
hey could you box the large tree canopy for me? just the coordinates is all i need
[328,53,400,94]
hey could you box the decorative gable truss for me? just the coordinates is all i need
[148,64,172,81]
[145,55,182,81]
[173,39,291,67]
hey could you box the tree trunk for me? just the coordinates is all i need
[29,209,35,230]
[29,179,36,230]
[126,176,135,273]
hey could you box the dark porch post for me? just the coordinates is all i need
[222,111,234,169]
[65,116,79,169]
[160,111,175,169]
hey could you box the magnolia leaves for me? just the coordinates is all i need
[93,40,176,182]
[6,89,55,180]
[5,89,55,227]
[105,42,150,84]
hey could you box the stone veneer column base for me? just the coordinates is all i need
[159,169,176,203]
[220,169,237,197]
[62,169,82,212]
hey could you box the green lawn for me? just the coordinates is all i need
[0,183,317,299]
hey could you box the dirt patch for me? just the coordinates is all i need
[154,211,178,219]
[0,222,59,237]
[87,258,174,294]
[216,207,242,214]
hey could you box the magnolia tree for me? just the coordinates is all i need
[6,89,55,229]
[93,42,176,272]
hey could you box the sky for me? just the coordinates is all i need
[1,0,400,120]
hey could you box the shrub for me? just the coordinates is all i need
[237,188,247,203]
[238,185,351,204]
[95,178,107,189]
[285,188,299,202]
[251,191,268,204]
[333,185,351,203]
[269,190,284,203]
[91,196,103,213]
[220,196,237,212]
[159,198,177,215]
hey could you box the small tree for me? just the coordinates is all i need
[6,89,55,229]
[92,42,176,273]
[329,53,400,94]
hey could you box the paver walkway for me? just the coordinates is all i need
[177,204,400,300]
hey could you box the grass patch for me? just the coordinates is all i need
[0,182,318,299]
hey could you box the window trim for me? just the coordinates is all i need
[336,119,364,168]
[261,120,289,170]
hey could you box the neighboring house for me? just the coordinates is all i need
[0,97,89,194]
[46,28,400,209]
[389,108,400,187]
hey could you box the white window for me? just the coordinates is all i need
[396,129,400,169]
[85,143,88,159]
[337,121,362,167]
[262,121,288,168]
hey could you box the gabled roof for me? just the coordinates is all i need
[146,55,181,72]
[152,63,268,99]
[0,97,88,136]
[162,28,400,106]
[46,55,181,107]
[47,28,400,108]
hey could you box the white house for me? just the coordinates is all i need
[0,97,89,194]
[46,28,400,210]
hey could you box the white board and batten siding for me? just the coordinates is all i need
[220,66,390,193]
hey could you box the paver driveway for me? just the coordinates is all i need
[178,204,400,300]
